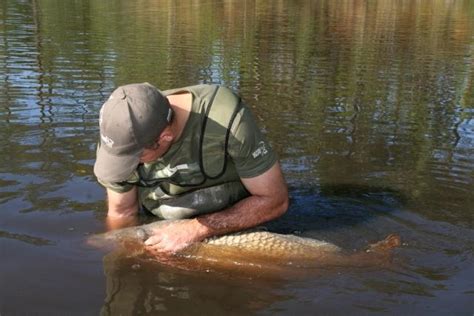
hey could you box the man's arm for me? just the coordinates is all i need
[105,187,140,230]
[197,162,288,234]
[144,162,289,253]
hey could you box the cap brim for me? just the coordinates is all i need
[94,145,141,183]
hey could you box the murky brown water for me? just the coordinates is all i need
[1,0,473,314]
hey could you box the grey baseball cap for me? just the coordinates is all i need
[94,83,172,183]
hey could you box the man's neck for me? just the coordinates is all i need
[166,92,192,142]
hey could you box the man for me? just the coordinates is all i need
[94,83,288,254]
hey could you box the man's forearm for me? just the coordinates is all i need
[192,193,288,239]
[106,203,139,230]
[105,187,139,230]
[106,214,138,230]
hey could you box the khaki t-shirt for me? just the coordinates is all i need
[97,84,277,208]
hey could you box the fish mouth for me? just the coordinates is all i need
[86,227,150,249]
[85,233,111,249]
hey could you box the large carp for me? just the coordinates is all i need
[88,220,401,274]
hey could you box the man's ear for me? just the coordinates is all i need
[159,127,174,143]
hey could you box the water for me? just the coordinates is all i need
[1,0,473,314]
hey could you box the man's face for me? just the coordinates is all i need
[139,145,166,163]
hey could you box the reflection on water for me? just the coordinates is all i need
[100,250,293,315]
[0,0,473,314]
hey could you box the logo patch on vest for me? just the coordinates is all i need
[252,141,268,159]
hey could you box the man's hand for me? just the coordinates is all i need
[143,219,207,254]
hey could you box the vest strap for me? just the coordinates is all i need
[200,86,241,179]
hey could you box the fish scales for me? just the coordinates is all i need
[203,231,341,258]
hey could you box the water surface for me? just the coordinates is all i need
[1,0,473,314]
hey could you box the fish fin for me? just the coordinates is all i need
[366,234,401,253]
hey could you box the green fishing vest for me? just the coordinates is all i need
[138,85,251,218]
[131,85,243,191]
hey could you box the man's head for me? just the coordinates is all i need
[94,83,173,182]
